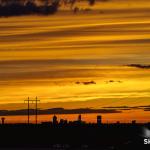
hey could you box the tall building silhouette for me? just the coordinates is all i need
[97,115,102,125]
[53,115,58,124]
[132,120,136,124]
[78,114,82,122]
[1,117,5,125]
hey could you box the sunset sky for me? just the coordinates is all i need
[0,0,150,123]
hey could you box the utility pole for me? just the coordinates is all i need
[35,97,40,125]
[24,97,30,125]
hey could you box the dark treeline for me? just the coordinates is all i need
[0,0,60,16]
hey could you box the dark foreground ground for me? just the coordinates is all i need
[0,123,150,150]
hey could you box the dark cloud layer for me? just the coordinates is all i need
[127,64,150,69]
[0,108,121,116]
[103,105,150,111]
